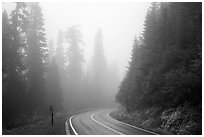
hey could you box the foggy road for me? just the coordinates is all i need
[66,110,158,135]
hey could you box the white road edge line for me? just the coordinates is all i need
[107,112,158,135]
[65,115,78,135]
[91,112,125,135]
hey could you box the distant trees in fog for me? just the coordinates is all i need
[86,30,120,107]
[87,30,108,107]
[46,57,63,112]
[64,26,85,109]
[53,28,119,109]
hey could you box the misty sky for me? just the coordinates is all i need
[3,2,150,80]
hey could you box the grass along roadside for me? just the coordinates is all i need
[110,105,202,135]
[2,112,70,135]
[109,108,161,135]
[2,108,98,135]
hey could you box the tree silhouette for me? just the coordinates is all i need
[26,2,48,110]
[46,57,63,112]
[88,29,108,107]
[64,25,85,108]
[2,3,28,129]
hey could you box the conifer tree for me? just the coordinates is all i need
[46,57,63,111]
[116,2,202,112]
[2,3,28,129]
[89,29,108,107]
[64,25,85,108]
[26,2,48,110]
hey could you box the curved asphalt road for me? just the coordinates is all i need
[66,110,158,135]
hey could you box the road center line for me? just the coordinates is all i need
[107,112,158,135]
[91,112,125,135]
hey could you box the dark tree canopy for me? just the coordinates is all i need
[2,2,49,129]
[116,3,201,134]
[26,2,48,109]
[117,2,202,110]
[2,3,29,129]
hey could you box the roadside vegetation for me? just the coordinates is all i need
[2,108,95,135]
[2,112,69,135]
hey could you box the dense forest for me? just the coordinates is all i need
[115,2,202,134]
[2,3,50,129]
[2,2,119,130]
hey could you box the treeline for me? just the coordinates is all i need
[53,28,119,110]
[3,2,120,130]
[2,3,62,129]
[116,3,201,134]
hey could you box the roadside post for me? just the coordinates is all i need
[49,105,54,126]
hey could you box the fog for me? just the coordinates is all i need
[2,2,149,112]
[41,2,150,79]
[42,2,150,109]
[3,2,202,134]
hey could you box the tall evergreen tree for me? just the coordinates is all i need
[2,10,13,129]
[55,30,68,109]
[2,3,28,129]
[88,29,108,107]
[46,57,63,112]
[65,25,84,74]
[26,2,48,110]
[64,25,85,108]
